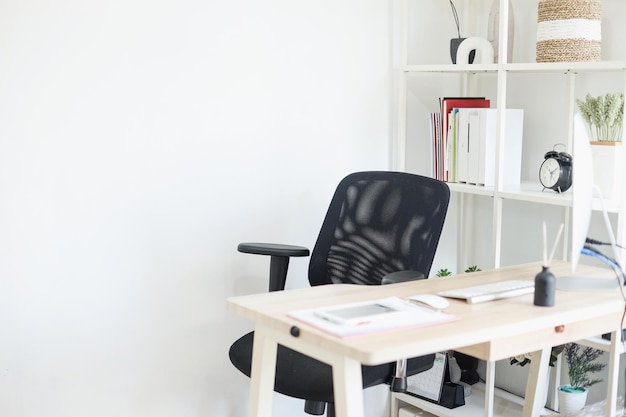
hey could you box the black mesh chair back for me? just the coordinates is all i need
[309,171,449,286]
[229,171,450,417]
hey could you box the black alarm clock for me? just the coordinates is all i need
[539,150,572,193]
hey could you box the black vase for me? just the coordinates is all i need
[534,266,555,307]
[450,38,476,64]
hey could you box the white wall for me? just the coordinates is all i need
[0,1,392,416]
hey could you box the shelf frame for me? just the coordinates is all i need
[394,0,626,412]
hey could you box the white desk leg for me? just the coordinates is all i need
[484,361,495,417]
[605,330,619,417]
[390,392,400,417]
[248,326,278,417]
[522,348,550,417]
[332,355,365,417]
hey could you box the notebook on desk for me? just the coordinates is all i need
[437,280,535,304]
[288,296,458,337]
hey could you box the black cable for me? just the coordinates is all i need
[581,244,626,410]
[581,245,626,286]
[586,237,626,251]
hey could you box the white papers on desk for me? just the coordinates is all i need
[288,296,457,338]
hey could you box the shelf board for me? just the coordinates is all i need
[446,181,620,213]
[447,181,568,206]
[393,382,557,417]
[403,64,497,74]
[505,61,626,74]
[497,183,570,207]
[577,334,626,353]
[447,182,495,197]
[401,61,626,75]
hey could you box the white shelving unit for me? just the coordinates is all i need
[393,0,626,416]
[577,335,626,354]
[395,0,626,271]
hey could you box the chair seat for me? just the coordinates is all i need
[229,331,435,403]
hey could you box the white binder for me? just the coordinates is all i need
[461,108,523,187]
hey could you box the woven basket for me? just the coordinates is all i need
[536,0,602,62]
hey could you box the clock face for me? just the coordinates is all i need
[539,158,560,188]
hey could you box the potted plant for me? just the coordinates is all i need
[576,92,624,200]
[577,92,624,143]
[558,342,606,415]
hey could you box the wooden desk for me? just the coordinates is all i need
[228,262,624,417]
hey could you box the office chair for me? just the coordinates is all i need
[229,171,450,417]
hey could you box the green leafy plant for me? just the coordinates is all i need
[562,343,606,391]
[576,92,624,142]
[435,268,452,277]
[435,266,481,277]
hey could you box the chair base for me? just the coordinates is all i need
[304,400,326,415]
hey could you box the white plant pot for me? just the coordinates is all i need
[590,142,623,201]
[558,385,588,415]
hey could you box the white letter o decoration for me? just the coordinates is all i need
[456,37,494,65]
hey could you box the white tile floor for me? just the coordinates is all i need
[547,396,626,417]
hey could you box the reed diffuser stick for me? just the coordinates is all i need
[448,0,461,38]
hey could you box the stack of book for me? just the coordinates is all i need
[429,97,523,187]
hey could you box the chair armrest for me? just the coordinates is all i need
[237,242,310,291]
[237,242,310,257]
[381,270,425,285]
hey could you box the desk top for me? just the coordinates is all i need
[228,261,624,365]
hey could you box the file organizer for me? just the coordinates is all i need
[406,352,465,409]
